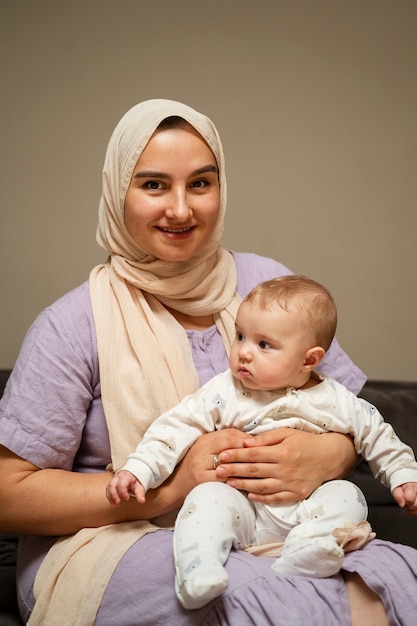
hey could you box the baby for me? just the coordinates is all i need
[107,275,417,609]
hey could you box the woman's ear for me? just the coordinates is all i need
[303,346,326,370]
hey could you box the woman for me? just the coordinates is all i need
[0,99,415,625]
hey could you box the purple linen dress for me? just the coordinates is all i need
[1,252,416,625]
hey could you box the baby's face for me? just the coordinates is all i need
[229,300,314,392]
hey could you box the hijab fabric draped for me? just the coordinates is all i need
[28,100,240,625]
[91,99,240,471]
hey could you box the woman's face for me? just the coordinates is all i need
[124,126,220,261]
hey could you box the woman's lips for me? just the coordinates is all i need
[158,226,193,233]
[157,225,196,239]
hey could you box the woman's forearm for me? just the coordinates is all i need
[0,428,245,536]
[0,446,186,535]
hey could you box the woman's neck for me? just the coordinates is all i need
[166,306,215,330]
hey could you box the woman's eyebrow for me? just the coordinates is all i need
[133,164,218,179]
[192,164,218,176]
[133,170,168,179]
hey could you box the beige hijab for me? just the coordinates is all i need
[90,99,240,471]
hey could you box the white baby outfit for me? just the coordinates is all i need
[121,371,417,609]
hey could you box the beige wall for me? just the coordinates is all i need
[1,0,416,380]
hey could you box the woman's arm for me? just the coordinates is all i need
[0,427,356,535]
[0,446,186,536]
[0,429,247,535]
[214,429,360,504]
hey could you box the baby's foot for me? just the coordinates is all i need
[175,553,229,610]
[272,537,344,578]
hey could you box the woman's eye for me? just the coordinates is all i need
[144,181,162,190]
[191,179,207,189]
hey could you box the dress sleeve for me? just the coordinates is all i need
[0,285,98,470]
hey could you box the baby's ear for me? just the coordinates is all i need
[303,346,325,370]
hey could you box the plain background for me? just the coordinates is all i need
[1,0,416,380]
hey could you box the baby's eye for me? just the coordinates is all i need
[236,331,244,342]
[259,341,271,350]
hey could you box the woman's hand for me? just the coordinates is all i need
[214,428,359,504]
[172,428,251,498]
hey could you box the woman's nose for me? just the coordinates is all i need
[165,189,192,220]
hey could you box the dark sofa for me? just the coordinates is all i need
[1,369,416,624]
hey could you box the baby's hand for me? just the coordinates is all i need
[393,482,417,515]
[106,470,146,506]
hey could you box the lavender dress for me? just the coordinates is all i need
[1,253,416,625]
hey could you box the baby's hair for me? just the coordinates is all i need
[244,275,337,351]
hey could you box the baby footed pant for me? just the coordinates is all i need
[173,479,368,609]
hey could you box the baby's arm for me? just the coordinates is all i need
[392,482,417,515]
[106,470,146,506]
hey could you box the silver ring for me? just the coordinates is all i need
[213,455,220,469]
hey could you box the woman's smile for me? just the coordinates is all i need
[156,224,197,238]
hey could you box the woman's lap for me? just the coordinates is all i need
[98,530,351,626]
[18,531,417,625]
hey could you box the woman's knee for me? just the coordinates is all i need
[343,572,389,626]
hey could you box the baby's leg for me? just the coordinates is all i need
[272,480,368,578]
[173,481,256,609]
